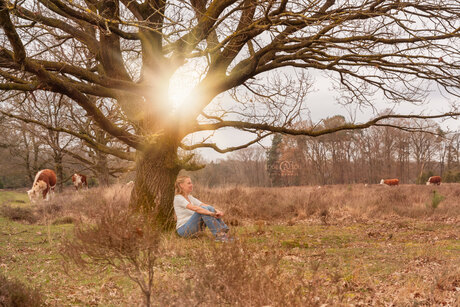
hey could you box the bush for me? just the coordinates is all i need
[60,193,162,307]
[156,241,312,306]
[0,273,43,307]
[35,202,63,216]
[443,170,460,183]
[0,205,37,224]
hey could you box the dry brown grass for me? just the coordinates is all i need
[27,182,460,228]
[33,184,133,224]
[194,183,460,225]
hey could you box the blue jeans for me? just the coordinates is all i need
[177,205,229,237]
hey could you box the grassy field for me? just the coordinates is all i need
[0,190,29,207]
[0,185,459,306]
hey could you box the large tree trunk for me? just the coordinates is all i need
[131,143,180,231]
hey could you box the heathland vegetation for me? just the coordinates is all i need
[1,183,459,306]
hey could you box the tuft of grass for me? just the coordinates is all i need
[32,184,132,224]
[434,265,460,291]
[281,239,309,248]
[35,202,63,216]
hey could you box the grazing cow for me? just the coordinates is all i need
[426,176,441,186]
[380,178,399,186]
[72,173,88,190]
[27,169,57,202]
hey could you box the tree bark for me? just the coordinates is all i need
[131,142,180,231]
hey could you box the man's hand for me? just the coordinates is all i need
[215,210,224,218]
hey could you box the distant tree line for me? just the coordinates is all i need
[188,147,271,188]
[3,108,460,189]
[191,116,460,187]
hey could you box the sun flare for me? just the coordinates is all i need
[168,66,203,111]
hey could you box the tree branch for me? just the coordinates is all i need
[0,0,26,61]
[192,112,460,138]
[180,132,272,153]
[20,58,142,149]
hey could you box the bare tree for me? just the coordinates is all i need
[63,100,135,186]
[16,92,77,191]
[228,146,270,186]
[1,0,460,228]
[394,125,411,183]
[408,119,439,182]
[0,117,50,183]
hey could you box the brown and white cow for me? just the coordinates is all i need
[426,176,441,186]
[27,169,57,202]
[72,173,88,190]
[380,178,399,186]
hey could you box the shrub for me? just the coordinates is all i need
[35,202,63,216]
[0,273,43,307]
[60,194,162,307]
[0,205,37,224]
[157,241,312,306]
